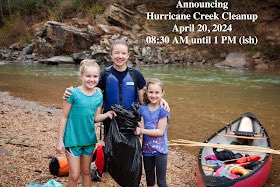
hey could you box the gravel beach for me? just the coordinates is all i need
[0,92,196,187]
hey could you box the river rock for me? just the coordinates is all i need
[136,4,147,14]
[255,63,269,70]
[35,21,103,57]
[9,43,21,50]
[20,44,34,56]
[40,56,74,65]
[72,52,92,64]
[97,24,123,34]
[104,4,143,31]
[215,53,247,69]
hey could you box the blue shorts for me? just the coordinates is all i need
[66,145,95,157]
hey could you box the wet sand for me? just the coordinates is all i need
[0,92,196,187]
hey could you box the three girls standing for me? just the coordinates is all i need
[58,40,170,187]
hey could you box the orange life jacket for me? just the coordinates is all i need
[236,155,261,164]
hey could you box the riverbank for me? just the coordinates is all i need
[0,92,196,186]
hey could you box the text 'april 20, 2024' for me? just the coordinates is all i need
[145,0,258,46]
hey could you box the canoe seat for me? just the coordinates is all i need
[234,117,255,137]
[233,131,256,137]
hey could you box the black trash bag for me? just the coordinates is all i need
[111,104,140,134]
[105,104,142,187]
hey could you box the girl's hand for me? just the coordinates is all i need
[134,127,141,135]
[56,140,65,154]
[106,111,116,119]
[63,86,74,100]
[160,98,170,112]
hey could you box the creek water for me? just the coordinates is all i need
[1,63,280,186]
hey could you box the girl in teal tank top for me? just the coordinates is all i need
[56,60,115,187]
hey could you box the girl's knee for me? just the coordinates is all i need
[81,168,91,176]
[68,172,80,182]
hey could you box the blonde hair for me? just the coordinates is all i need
[79,59,100,76]
[143,78,164,104]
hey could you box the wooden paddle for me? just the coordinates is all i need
[169,139,280,155]
[217,133,266,140]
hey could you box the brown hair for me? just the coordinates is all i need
[110,39,130,53]
[143,78,164,104]
[79,59,100,76]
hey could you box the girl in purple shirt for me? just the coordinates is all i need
[135,78,170,187]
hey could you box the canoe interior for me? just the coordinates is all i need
[198,112,271,186]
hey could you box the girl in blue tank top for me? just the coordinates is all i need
[135,78,170,187]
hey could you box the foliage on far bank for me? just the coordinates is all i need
[0,14,33,46]
[0,0,106,47]
[0,0,105,19]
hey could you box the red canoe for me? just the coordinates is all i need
[196,112,271,187]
